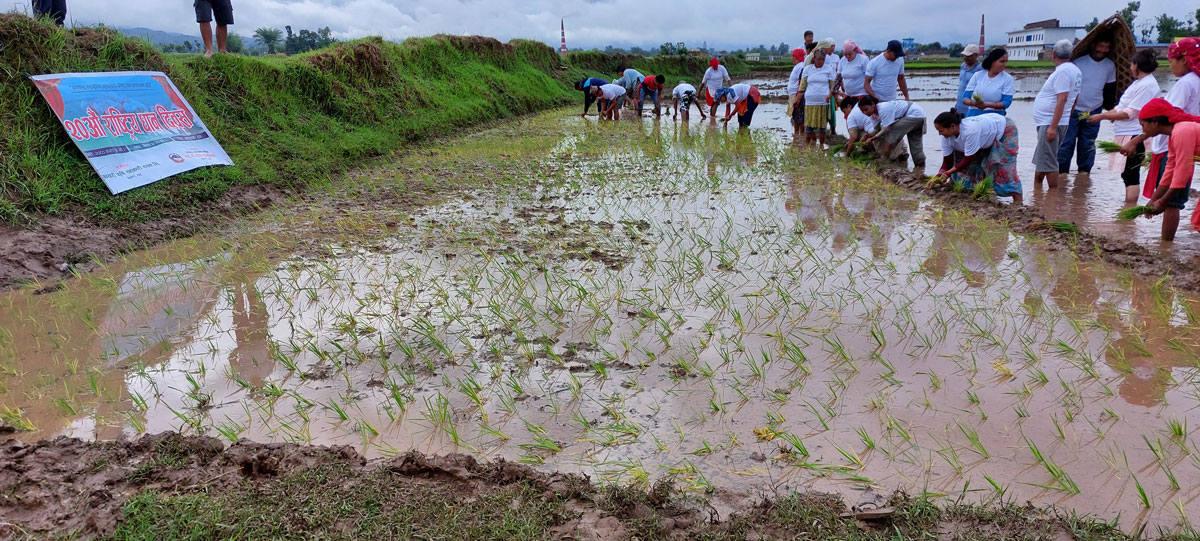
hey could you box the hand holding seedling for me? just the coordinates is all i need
[1119,138,1140,157]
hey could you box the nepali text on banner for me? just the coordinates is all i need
[31,71,233,194]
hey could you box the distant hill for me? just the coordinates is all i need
[115,26,265,54]
[115,27,196,46]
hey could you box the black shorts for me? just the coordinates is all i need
[195,0,234,25]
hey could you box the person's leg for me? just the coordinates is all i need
[1056,111,1080,175]
[1034,125,1059,188]
[1121,141,1144,203]
[216,25,228,53]
[1076,107,1102,174]
[817,129,826,148]
[637,87,646,116]
[195,0,214,56]
[1162,208,1181,241]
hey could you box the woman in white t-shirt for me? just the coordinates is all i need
[702,57,731,107]
[799,50,836,147]
[1089,49,1161,202]
[932,112,1022,204]
[963,48,1015,117]
[837,40,869,100]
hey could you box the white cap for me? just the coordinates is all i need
[961,44,981,56]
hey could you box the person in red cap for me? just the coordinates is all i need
[787,47,807,140]
[1138,97,1200,236]
[701,58,731,111]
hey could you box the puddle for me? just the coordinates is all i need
[1,112,1199,533]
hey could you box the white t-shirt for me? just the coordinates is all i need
[965,71,1015,113]
[599,84,626,101]
[802,63,836,103]
[877,100,925,128]
[672,82,697,99]
[845,105,877,132]
[1032,62,1082,126]
[788,63,805,95]
[729,83,752,103]
[701,65,730,92]
[1150,72,1200,154]
[1072,55,1117,112]
[865,54,905,101]
[1113,75,1161,136]
[941,114,1007,156]
[838,54,869,96]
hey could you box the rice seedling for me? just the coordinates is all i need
[1115,205,1151,221]
[957,423,989,458]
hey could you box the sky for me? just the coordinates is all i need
[30,0,1196,51]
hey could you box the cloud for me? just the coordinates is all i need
[48,0,1193,51]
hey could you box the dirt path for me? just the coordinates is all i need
[0,433,1157,540]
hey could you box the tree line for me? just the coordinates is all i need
[157,26,336,56]
[1086,2,1200,44]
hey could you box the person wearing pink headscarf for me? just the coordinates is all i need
[837,39,870,107]
[1137,98,1200,236]
[787,48,807,140]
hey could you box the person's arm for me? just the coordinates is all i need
[1047,92,1068,141]
[1102,82,1117,110]
[864,76,878,100]
[898,74,909,101]
[722,66,731,87]
[993,95,1014,111]
[671,97,679,119]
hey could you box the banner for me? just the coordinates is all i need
[31,71,233,194]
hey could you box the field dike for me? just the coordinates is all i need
[0,16,748,288]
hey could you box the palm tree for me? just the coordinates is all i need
[254,27,282,55]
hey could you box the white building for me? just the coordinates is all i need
[1005,19,1084,61]
[744,52,761,61]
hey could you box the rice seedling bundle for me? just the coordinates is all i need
[1096,141,1122,154]
[972,176,993,200]
[1115,205,1151,221]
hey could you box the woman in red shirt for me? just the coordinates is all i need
[1139,98,1200,237]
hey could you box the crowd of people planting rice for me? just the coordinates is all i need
[8,2,1200,538]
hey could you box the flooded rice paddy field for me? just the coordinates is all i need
[744,69,1200,260]
[3,112,1200,533]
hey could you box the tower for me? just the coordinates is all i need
[560,19,567,55]
[979,14,985,48]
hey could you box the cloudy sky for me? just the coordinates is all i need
[43,0,1195,50]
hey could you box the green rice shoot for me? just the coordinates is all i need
[1116,205,1151,221]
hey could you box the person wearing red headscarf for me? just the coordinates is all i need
[1139,98,1200,237]
[1131,38,1200,223]
[702,58,731,109]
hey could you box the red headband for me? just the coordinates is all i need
[791,48,806,62]
[710,57,719,68]
[1139,97,1200,123]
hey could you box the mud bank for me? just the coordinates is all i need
[0,433,1164,540]
[877,166,1200,293]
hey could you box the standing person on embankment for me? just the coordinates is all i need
[864,40,909,102]
[195,0,234,57]
[1129,39,1200,241]
[1089,49,1160,203]
[32,0,66,25]
[857,95,927,171]
[1030,40,1081,190]
[1057,38,1117,178]
[702,58,731,110]
[576,77,608,117]
[591,84,627,121]
[955,45,983,116]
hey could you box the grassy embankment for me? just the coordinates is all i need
[0,15,745,227]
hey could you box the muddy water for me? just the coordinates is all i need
[2,113,1199,533]
[744,69,1200,262]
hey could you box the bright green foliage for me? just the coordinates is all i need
[0,15,577,224]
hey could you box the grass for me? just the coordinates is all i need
[0,14,579,225]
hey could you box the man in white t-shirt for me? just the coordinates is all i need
[864,40,908,102]
[1031,40,1082,189]
[591,84,627,120]
[1057,39,1117,176]
[671,81,707,122]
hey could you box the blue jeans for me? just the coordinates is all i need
[639,88,659,114]
[1057,107,1101,174]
